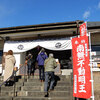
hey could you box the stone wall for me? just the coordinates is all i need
[93,71,100,100]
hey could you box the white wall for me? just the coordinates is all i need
[20,52,26,65]
[0,64,2,74]
[14,53,21,69]
[14,52,26,69]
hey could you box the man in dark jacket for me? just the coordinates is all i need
[36,48,48,82]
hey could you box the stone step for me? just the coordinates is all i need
[24,82,42,86]
[15,82,24,86]
[13,97,70,100]
[17,91,44,97]
[49,91,70,97]
[17,91,69,97]
[0,82,22,87]
[0,76,24,85]
[54,86,72,91]
[22,85,72,91]
[21,75,71,80]
[1,75,70,79]
[56,77,71,82]
[0,86,21,92]
[26,80,71,85]
[0,74,73,100]
[0,75,22,81]
[20,76,72,84]
[0,89,71,98]
[0,80,72,87]
[18,79,27,82]
[26,79,70,82]
[0,96,12,100]
[0,87,73,97]
[21,75,39,79]
[23,82,70,87]
[22,86,42,91]
[1,82,22,87]
[26,79,41,83]
[1,74,72,84]
[1,80,72,87]
[0,91,16,96]
[54,82,71,87]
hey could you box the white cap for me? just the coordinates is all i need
[49,53,53,57]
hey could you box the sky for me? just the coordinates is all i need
[0,0,100,28]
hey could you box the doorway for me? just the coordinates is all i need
[26,46,72,70]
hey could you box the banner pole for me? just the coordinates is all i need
[88,32,94,100]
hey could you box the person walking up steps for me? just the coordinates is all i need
[36,48,48,82]
[27,52,33,76]
[44,53,57,97]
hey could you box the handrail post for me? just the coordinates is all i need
[0,86,1,96]
[23,64,25,86]
[13,70,16,97]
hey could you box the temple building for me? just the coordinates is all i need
[0,20,100,73]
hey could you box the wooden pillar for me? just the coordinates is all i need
[0,40,4,64]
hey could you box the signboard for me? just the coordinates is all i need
[72,36,91,99]
[80,22,87,37]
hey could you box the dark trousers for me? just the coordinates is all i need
[44,71,55,92]
[39,65,44,80]
[31,66,35,76]
[27,64,32,75]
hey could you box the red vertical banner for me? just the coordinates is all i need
[80,22,87,37]
[72,36,91,99]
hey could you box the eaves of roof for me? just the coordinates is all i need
[0,20,83,35]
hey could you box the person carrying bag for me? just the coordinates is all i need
[44,53,57,97]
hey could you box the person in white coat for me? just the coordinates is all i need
[4,50,16,82]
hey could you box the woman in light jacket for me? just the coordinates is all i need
[4,50,16,81]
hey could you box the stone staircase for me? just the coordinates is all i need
[0,74,73,100]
